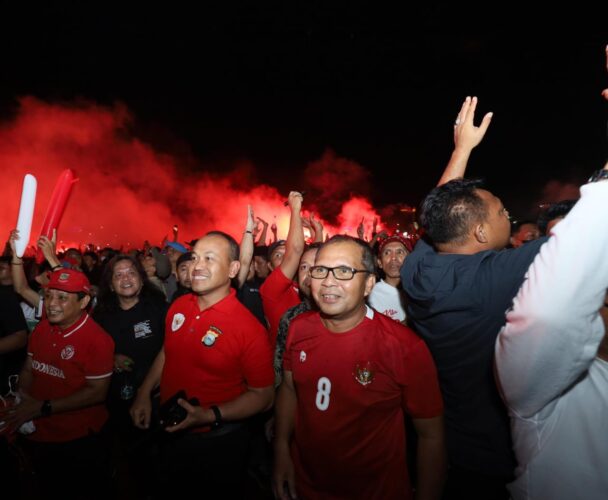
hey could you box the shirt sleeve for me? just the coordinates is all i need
[84,327,115,379]
[496,181,608,418]
[402,336,444,418]
[240,322,275,388]
[478,237,547,316]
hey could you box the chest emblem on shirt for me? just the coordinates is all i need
[171,313,186,332]
[202,326,223,347]
[134,320,153,339]
[299,351,307,362]
[60,345,75,360]
[353,361,376,386]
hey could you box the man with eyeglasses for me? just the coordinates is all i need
[273,235,445,500]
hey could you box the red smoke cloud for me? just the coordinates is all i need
[1,97,394,252]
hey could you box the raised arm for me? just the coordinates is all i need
[37,230,61,270]
[496,165,608,417]
[279,191,305,280]
[8,230,40,307]
[310,212,324,243]
[255,216,269,246]
[437,96,493,186]
[237,205,256,288]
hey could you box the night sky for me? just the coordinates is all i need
[1,3,607,222]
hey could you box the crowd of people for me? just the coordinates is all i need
[0,46,607,500]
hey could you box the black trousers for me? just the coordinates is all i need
[18,429,112,500]
[442,464,511,500]
[159,424,251,499]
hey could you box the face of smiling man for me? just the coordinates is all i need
[44,289,90,329]
[111,259,143,302]
[311,239,375,332]
[190,234,240,307]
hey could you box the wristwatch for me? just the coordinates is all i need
[209,405,223,428]
[40,400,52,417]
[587,168,608,183]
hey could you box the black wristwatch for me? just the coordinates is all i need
[40,400,52,417]
[210,405,223,428]
[587,169,608,183]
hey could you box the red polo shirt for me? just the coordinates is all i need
[27,313,114,442]
[162,289,274,411]
[259,267,300,347]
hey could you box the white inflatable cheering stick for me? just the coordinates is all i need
[15,174,37,258]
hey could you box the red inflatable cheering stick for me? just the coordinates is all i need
[35,169,78,263]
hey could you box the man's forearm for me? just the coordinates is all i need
[437,146,472,186]
[46,378,110,414]
[0,330,27,354]
[415,435,446,500]
[273,379,297,450]
[213,385,274,422]
[137,348,165,396]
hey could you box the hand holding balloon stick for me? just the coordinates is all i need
[36,169,78,263]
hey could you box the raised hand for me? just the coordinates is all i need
[453,96,493,151]
[357,217,365,240]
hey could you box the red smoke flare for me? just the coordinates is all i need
[0,97,400,252]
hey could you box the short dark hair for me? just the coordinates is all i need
[253,245,269,259]
[537,199,577,235]
[320,235,376,275]
[176,251,193,267]
[83,251,98,262]
[204,231,240,261]
[420,178,487,244]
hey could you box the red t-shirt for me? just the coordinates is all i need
[284,307,443,500]
[162,290,274,412]
[27,313,114,442]
[260,267,300,346]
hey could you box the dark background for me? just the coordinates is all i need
[1,2,607,219]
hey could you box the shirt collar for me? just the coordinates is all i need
[188,288,237,314]
[50,313,90,338]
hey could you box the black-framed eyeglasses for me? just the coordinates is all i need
[309,265,370,281]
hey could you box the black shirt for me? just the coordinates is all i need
[401,237,547,477]
[237,276,267,328]
[94,298,168,404]
[0,285,28,395]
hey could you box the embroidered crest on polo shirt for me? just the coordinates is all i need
[60,345,75,360]
[171,313,186,332]
[299,351,307,362]
[202,326,223,347]
[353,361,376,386]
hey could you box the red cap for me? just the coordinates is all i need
[44,269,91,294]
[377,233,414,254]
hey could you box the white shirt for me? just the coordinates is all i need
[368,279,406,322]
[495,181,608,500]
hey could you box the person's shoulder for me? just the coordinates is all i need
[290,309,317,327]
[167,293,194,315]
[220,293,268,334]
[85,316,115,347]
[260,267,290,294]
[372,312,425,348]
[286,310,320,340]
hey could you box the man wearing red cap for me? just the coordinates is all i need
[368,234,411,323]
[1,268,114,498]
